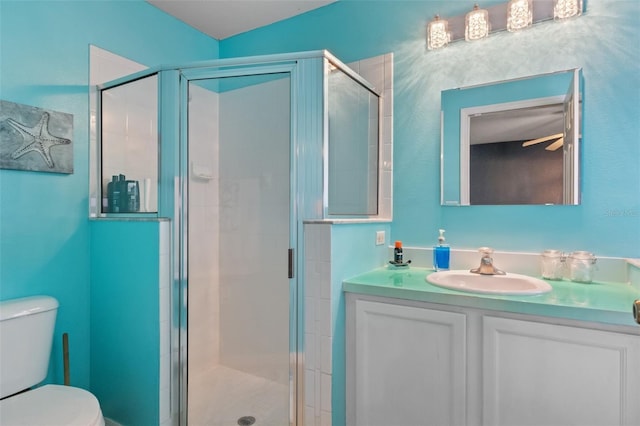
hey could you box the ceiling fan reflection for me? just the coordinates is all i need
[522,132,564,151]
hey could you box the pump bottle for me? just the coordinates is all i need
[433,229,450,271]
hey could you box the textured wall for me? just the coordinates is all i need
[221,0,640,257]
[0,0,218,389]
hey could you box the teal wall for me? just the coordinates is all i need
[90,220,161,425]
[0,0,218,390]
[221,2,640,424]
[1,0,638,424]
[221,0,640,258]
[330,223,391,425]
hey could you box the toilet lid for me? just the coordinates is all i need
[0,384,104,426]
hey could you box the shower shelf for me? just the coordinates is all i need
[191,162,214,180]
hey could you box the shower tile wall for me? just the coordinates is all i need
[217,76,290,383]
[98,75,158,212]
[380,53,394,219]
[188,84,221,374]
[304,52,394,426]
[304,223,333,426]
[100,75,158,183]
[189,75,291,387]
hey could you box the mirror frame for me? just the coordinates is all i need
[441,68,582,206]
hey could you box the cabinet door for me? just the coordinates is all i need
[483,316,640,426]
[353,300,467,426]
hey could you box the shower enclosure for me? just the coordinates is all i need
[186,70,293,426]
[92,51,382,425]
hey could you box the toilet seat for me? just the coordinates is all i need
[0,384,104,426]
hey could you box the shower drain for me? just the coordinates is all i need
[237,416,256,426]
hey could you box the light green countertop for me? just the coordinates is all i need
[343,266,640,328]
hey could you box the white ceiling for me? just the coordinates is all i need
[147,0,337,40]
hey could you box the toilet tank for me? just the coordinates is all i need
[0,296,59,399]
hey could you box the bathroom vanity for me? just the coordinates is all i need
[344,267,640,426]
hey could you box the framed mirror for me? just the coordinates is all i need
[441,69,582,206]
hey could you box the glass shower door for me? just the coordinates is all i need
[186,72,294,425]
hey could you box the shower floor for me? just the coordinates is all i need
[189,365,290,426]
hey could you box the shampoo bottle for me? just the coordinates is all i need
[126,180,140,212]
[106,175,117,213]
[109,175,121,213]
[433,229,450,271]
[118,174,127,212]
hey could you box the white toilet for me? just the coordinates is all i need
[0,296,105,426]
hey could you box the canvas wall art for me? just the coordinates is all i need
[0,100,73,173]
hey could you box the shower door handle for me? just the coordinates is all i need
[288,248,294,279]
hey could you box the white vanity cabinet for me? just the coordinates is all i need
[346,298,467,426]
[483,316,640,426]
[346,294,640,426]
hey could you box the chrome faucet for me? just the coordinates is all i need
[470,247,506,275]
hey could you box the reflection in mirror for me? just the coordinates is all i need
[441,69,581,206]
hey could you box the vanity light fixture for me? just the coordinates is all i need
[465,4,490,41]
[553,0,582,20]
[507,0,533,32]
[427,15,451,50]
[426,0,584,50]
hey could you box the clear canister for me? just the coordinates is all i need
[541,249,565,280]
[567,251,597,283]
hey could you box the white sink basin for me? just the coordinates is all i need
[426,270,552,295]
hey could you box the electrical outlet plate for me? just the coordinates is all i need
[375,231,385,246]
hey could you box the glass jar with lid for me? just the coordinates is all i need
[540,249,565,280]
[566,251,597,283]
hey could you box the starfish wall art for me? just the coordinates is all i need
[0,100,73,173]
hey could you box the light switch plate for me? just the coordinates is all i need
[375,231,385,246]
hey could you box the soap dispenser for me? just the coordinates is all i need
[433,229,450,271]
